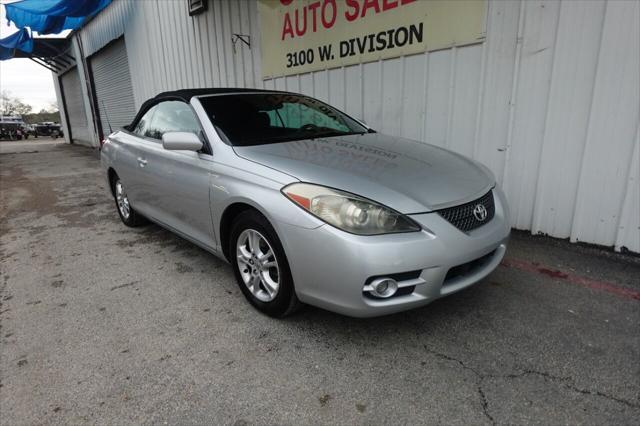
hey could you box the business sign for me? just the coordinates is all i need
[258,0,486,79]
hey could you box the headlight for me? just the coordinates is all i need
[282,183,421,235]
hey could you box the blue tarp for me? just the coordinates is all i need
[0,28,33,60]
[5,0,112,35]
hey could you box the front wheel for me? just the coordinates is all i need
[230,210,301,317]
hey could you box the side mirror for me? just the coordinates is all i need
[162,132,203,151]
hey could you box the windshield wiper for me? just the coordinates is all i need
[307,130,366,139]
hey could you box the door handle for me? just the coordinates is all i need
[137,157,147,167]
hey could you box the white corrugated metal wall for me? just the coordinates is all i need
[62,0,640,253]
[90,37,137,138]
[59,66,91,144]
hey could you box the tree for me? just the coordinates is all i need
[22,110,61,125]
[0,90,33,116]
[46,100,60,113]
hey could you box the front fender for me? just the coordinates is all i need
[209,162,324,252]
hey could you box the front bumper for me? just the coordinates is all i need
[276,187,511,317]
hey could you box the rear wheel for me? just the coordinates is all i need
[230,210,301,317]
[112,177,146,227]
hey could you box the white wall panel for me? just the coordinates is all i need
[448,46,482,158]
[615,129,639,252]
[298,72,313,97]
[61,0,640,252]
[79,0,133,56]
[474,0,521,183]
[117,0,266,106]
[503,0,560,230]
[344,65,363,122]
[532,0,606,239]
[285,75,300,95]
[570,0,639,247]
[274,76,286,92]
[327,68,345,111]
[312,70,329,103]
[399,54,427,141]
[424,50,453,149]
[362,61,382,126]
[381,57,404,137]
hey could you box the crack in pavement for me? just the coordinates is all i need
[504,369,640,409]
[423,345,639,424]
[110,281,139,291]
[423,345,496,424]
[476,380,495,425]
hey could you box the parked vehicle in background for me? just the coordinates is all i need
[0,116,26,140]
[23,124,38,138]
[0,124,23,140]
[35,122,63,138]
[101,88,510,318]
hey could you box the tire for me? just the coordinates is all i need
[229,210,301,318]
[111,176,147,227]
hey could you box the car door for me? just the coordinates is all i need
[111,105,157,214]
[136,100,216,250]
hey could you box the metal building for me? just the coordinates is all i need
[51,0,639,253]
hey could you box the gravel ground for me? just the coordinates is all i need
[1,142,639,425]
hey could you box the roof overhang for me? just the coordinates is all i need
[12,36,75,73]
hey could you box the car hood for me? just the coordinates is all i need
[233,133,494,213]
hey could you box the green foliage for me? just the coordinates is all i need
[23,111,61,124]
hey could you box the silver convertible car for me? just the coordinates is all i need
[101,88,510,318]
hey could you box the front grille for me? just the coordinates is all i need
[437,190,495,232]
[444,250,496,284]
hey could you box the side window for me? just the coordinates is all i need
[146,101,201,140]
[133,105,156,137]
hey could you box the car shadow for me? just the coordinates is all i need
[132,220,501,343]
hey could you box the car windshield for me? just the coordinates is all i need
[199,93,368,146]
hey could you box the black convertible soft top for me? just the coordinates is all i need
[128,87,288,131]
[151,87,282,103]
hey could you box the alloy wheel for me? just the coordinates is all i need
[115,180,131,220]
[236,229,280,302]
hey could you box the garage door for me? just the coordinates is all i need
[60,67,91,145]
[90,37,136,140]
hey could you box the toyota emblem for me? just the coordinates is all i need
[473,204,488,221]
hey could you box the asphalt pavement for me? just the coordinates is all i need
[1,141,638,425]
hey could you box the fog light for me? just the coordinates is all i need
[370,278,398,298]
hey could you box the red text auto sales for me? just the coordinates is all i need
[278,0,423,69]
